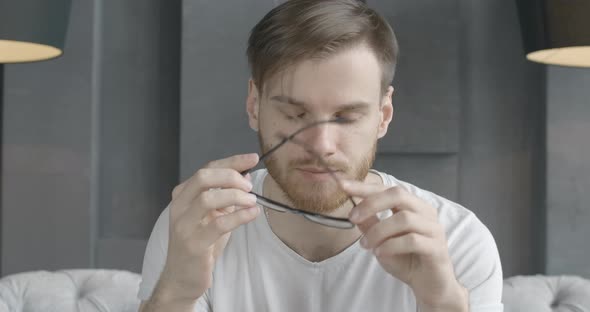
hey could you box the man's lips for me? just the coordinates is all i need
[297,167,336,174]
[295,167,346,181]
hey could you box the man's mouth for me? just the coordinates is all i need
[296,167,341,180]
[298,167,333,173]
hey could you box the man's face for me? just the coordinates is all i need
[247,43,394,214]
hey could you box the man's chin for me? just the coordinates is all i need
[281,181,349,214]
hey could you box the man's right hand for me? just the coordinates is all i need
[150,153,260,306]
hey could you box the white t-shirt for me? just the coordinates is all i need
[138,169,504,311]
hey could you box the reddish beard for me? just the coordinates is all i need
[259,134,377,214]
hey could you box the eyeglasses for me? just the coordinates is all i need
[241,118,357,229]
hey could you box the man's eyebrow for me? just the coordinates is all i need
[269,95,306,107]
[269,95,372,110]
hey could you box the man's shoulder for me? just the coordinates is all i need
[372,169,493,241]
[374,169,501,281]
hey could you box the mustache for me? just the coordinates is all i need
[288,158,349,172]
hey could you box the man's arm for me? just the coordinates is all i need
[342,181,473,312]
[139,300,196,312]
[416,284,469,312]
[138,293,196,312]
[137,154,261,311]
[139,300,195,312]
[343,179,503,311]
[138,275,199,312]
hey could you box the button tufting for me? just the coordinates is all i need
[0,269,141,311]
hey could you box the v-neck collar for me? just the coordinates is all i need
[250,169,387,269]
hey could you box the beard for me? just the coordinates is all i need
[259,132,377,214]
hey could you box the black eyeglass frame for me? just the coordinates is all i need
[240,118,357,229]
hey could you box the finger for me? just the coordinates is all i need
[205,153,259,171]
[188,188,258,222]
[360,211,438,250]
[342,180,408,222]
[172,168,255,215]
[340,179,390,198]
[196,206,260,249]
[349,187,432,224]
[172,181,188,199]
[175,152,258,206]
[373,233,434,258]
[357,215,380,233]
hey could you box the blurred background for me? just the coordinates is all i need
[0,0,588,282]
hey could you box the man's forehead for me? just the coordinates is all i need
[261,44,382,97]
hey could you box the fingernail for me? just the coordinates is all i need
[245,181,253,191]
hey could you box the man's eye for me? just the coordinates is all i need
[286,112,306,120]
[335,112,361,122]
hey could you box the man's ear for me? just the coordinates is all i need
[377,86,394,139]
[246,79,260,132]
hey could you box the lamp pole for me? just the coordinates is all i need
[0,63,3,275]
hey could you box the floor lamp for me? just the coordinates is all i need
[0,0,71,275]
[516,0,590,68]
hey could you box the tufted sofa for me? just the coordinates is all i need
[0,270,589,311]
[503,275,590,312]
[0,270,140,312]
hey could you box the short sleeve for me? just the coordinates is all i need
[138,205,170,300]
[448,213,504,312]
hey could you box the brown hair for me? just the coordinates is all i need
[247,0,399,95]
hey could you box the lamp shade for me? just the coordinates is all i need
[516,0,590,67]
[0,0,71,63]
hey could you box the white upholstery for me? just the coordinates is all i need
[0,269,140,312]
[1,270,589,311]
[503,275,590,312]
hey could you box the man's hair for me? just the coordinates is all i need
[247,0,399,95]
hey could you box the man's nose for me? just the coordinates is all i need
[301,124,338,157]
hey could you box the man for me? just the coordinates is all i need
[138,0,503,311]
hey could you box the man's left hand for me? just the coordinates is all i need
[341,180,468,312]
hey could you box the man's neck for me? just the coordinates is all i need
[262,170,383,262]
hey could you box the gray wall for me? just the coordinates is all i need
[2,0,95,274]
[546,66,590,278]
[3,0,587,279]
[1,0,180,275]
[457,0,547,276]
